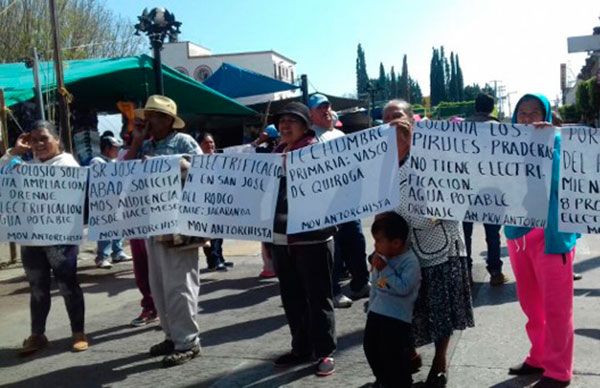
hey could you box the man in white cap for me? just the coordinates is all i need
[128,95,203,367]
[308,94,370,309]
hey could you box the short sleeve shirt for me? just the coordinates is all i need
[141,132,202,157]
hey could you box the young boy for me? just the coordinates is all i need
[363,212,421,388]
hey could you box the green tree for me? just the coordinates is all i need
[399,54,409,101]
[355,43,369,97]
[0,0,142,62]
[448,52,457,101]
[430,47,447,105]
[390,66,398,99]
[409,77,422,105]
[378,62,388,101]
[456,54,464,101]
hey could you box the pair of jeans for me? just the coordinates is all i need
[21,245,85,335]
[332,220,369,295]
[203,239,224,268]
[363,312,413,387]
[462,222,502,275]
[272,241,337,358]
[96,239,124,260]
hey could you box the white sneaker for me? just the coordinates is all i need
[96,258,112,269]
[333,293,353,308]
[112,253,132,263]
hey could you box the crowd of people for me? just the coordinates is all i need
[0,92,578,387]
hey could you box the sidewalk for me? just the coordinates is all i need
[0,228,598,387]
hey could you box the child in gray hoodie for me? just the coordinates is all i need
[363,212,421,388]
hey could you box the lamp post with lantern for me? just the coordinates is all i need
[134,7,181,95]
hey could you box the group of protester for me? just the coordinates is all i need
[0,91,578,388]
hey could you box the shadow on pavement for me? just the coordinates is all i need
[201,314,287,347]
[1,352,155,388]
[488,374,541,387]
[574,255,600,274]
[198,279,280,314]
[575,328,600,341]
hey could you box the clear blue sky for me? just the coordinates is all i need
[106,0,598,111]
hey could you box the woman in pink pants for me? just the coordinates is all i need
[505,94,579,388]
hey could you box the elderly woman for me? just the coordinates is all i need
[505,94,578,388]
[1,120,88,355]
[384,100,474,388]
[270,102,337,377]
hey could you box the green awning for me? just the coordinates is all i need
[0,54,256,116]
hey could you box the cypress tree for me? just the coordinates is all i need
[356,44,369,96]
[378,62,388,101]
[390,66,398,99]
[456,54,464,101]
[399,54,409,101]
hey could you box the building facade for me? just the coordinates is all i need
[161,41,298,104]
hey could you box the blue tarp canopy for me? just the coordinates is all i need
[203,62,299,98]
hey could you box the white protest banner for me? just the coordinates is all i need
[87,156,181,240]
[0,163,87,245]
[286,125,399,234]
[179,153,282,241]
[559,126,600,233]
[405,120,555,227]
[221,144,255,153]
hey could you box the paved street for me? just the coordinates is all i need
[0,225,599,387]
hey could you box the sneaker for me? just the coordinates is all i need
[20,334,48,356]
[573,273,583,281]
[162,344,201,368]
[130,310,159,327]
[273,351,312,368]
[259,270,277,278]
[315,356,335,376]
[350,283,371,300]
[333,293,353,308]
[112,253,132,263]
[149,339,175,357]
[223,261,234,267]
[96,258,112,269]
[207,263,227,272]
[490,273,509,286]
[72,332,89,352]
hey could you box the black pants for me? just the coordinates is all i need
[21,245,85,335]
[332,220,369,295]
[462,222,502,275]
[203,238,224,267]
[363,312,413,388]
[272,241,336,358]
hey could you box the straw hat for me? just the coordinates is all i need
[134,95,185,129]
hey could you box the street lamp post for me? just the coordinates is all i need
[134,7,181,95]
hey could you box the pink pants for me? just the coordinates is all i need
[507,228,575,382]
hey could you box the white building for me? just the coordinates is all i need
[161,41,298,105]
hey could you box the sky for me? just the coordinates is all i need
[104,0,599,114]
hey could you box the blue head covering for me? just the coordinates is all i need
[511,93,552,124]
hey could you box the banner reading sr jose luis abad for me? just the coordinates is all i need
[405,120,555,227]
[286,124,400,234]
[87,156,182,240]
[179,153,282,241]
[0,163,88,245]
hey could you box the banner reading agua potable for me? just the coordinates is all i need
[87,156,181,240]
[0,163,87,245]
[285,125,400,234]
[179,153,282,241]
[404,120,555,227]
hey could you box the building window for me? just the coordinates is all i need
[194,65,213,82]
[175,66,189,76]
[273,63,277,79]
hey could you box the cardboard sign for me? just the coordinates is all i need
[286,125,400,233]
[0,163,87,245]
[87,156,181,240]
[179,153,282,241]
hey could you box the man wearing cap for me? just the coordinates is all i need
[308,94,370,308]
[128,95,203,367]
[90,135,131,269]
[464,93,507,286]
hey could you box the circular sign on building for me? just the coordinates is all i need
[175,66,189,76]
[194,65,213,82]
